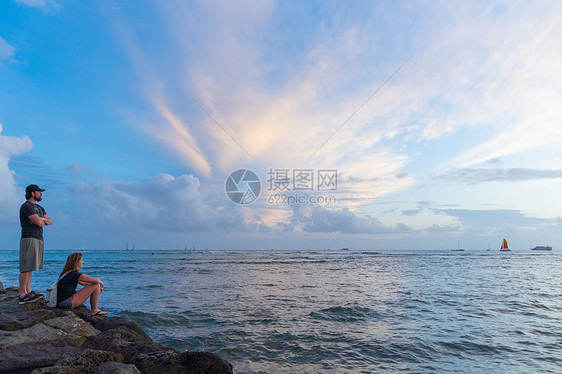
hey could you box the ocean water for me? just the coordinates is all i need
[1,249,561,373]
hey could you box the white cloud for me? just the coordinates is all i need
[114,1,562,239]
[433,208,553,240]
[290,205,414,235]
[436,168,562,184]
[69,173,244,233]
[417,2,562,168]
[150,100,212,176]
[120,2,417,202]
[0,36,15,61]
[67,163,97,176]
[0,124,34,223]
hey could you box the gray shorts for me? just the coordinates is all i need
[58,295,73,309]
[19,237,44,272]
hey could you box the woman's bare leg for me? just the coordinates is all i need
[71,284,104,314]
[89,284,101,312]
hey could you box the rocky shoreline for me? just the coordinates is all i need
[0,282,233,374]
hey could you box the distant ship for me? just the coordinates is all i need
[500,238,510,252]
[531,246,552,251]
[451,240,464,251]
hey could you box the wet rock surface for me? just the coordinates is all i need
[133,351,234,374]
[0,286,233,373]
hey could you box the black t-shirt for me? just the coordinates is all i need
[20,201,47,241]
[57,271,82,303]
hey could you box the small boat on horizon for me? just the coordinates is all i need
[531,246,552,251]
[500,238,510,252]
[451,240,464,251]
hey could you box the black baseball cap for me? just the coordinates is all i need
[26,184,46,193]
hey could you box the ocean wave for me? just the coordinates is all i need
[119,310,181,328]
[309,306,384,322]
[3,248,559,373]
[436,339,511,355]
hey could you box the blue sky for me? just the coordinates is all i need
[1,0,561,250]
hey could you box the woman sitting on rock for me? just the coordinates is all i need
[57,252,107,316]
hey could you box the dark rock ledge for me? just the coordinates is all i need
[0,282,233,374]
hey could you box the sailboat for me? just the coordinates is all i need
[451,240,464,251]
[500,238,510,252]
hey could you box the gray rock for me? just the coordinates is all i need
[0,293,46,313]
[90,317,146,335]
[43,313,100,338]
[182,352,234,374]
[0,287,19,302]
[133,351,233,374]
[95,361,141,374]
[82,325,170,363]
[0,281,5,294]
[31,348,124,374]
[0,314,100,372]
[0,336,82,372]
[0,285,234,373]
[0,293,18,303]
[57,304,94,321]
[55,348,124,373]
[31,366,76,373]
[0,321,83,348]
[0,308,56,331]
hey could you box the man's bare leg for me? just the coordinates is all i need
[19,271,31,297]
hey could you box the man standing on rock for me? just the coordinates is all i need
[19,184,52,304]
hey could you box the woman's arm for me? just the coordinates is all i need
[78,274,104,287]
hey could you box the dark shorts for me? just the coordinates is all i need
[57,295,73,309]
[19,237,44,272]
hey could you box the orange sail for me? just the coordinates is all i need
[500,238,509,251]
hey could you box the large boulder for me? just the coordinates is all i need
[95,361,141,374]
[0,293,46,313]
[82,325,171,363]
[55,304,95,321]
[43,312,100,338]
[90,317,147,336]
[0,320,85,348]
[0,308,56,331]
[0,287,20,303]
[0,285,234,373]
[133,351,234,374]
[0,313,101,372]
[31,348,124,374]
[0,334,82,372]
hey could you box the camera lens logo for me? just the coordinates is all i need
[225,169,261,204]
